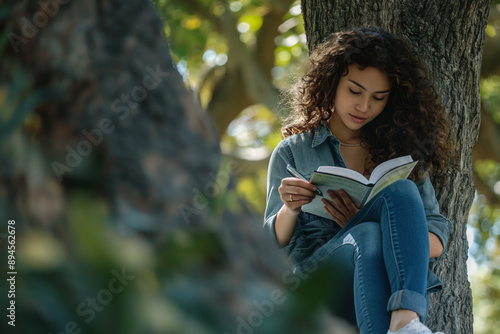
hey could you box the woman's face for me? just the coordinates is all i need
[332,63,391,132]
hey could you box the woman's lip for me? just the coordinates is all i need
[350,114,366,123]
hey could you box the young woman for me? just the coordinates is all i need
[264,27,455,334]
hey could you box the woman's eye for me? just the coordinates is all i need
[349,89,360,95]
[373,96,385,101]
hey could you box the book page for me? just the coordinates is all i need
[368,155,413,183]
[302,198,333,220]
[303,155,416,220]
[302,173,371,220]
[366,161,418,202]
[308,173,372,207]
[315,166,370,185]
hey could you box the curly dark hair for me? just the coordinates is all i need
[282,27,456,184]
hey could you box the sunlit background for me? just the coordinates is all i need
[154,0,500,332]
[0,1,498,333]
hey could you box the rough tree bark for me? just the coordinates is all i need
[300,1,490,333]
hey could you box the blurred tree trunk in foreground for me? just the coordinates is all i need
[301,0,490,333]
[0,0,354,333]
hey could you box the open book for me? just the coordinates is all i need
[302,155,418,220]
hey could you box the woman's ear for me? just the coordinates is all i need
[325,107,334,121]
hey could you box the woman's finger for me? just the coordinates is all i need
[282,177,318,192]
[281,193,314,204]
[338,189,360,214]
[327,191,349,213]
[280,178,317,196]
[323,197,348,220]
[280,193,314,206]
[323,201,346,227]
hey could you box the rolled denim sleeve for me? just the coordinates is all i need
[415,174,452,261]
[264,140,293,246]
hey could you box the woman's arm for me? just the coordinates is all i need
[416,174,452,260]
[275,204,300,247]
[264,139,318,247]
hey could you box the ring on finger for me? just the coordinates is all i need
[290,194,294,202]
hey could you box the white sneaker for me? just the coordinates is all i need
[387,318,444,334]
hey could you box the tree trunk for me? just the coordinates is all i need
[300,1,490,333]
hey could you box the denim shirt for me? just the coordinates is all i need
[264,123,452,291]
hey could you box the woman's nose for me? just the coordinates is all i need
[356,98,370,112]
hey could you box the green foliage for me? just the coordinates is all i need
[481,75,500,122]
[471,267,500,334]
[468,192,500,264]
[150,0,307,216]
[236,170,268,212]
[470,76,500,267]
[11,192,146,334]
[223,105,281,213]
[469,12,500,332]
[152,0,307,87]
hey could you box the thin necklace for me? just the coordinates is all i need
[327,124,363,147]
[339,141,362,147]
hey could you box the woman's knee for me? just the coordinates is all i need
[388,179,419,196]
[348,222,383,257]
[378,179,423,209]
[350,222,381,238]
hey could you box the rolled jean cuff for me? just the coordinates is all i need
[387,289,428,322]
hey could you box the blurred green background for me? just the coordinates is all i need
[1,0,499,333]
[154,0,500,333]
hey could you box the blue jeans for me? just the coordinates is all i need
[294,179,431,334]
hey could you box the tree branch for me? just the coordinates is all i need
[207,3,283,133]
[472,107,500,162]
[255,0,296,76]
[222,8,281,109]
[207,67,254,133]
[472,169,500,206]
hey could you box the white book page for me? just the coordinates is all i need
[366,161,418,202]
[368,155,414,183]
[316,155,414,185]
[315,166,369,184]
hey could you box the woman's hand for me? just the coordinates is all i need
[278,177,317,213]
[275,177,317,247]
[322,189,361,227]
